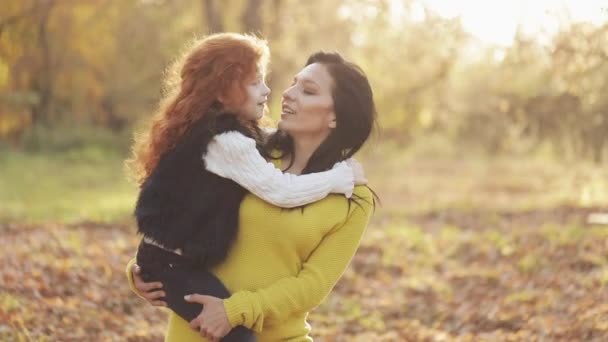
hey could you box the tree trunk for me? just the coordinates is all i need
[268,0,283,40]
[31,0,55,126]
[241,0,263,34]
[265,0,283,105]
[202,0,224,33]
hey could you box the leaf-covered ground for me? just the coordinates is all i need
[1,149,607,341]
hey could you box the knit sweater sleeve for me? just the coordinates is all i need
[203,131,355,208]
[221,187,374,331]
[125,258,147,301]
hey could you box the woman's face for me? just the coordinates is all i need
[279,63,336,138]
[234,70,270,121]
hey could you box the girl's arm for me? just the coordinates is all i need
[204,131,356,208]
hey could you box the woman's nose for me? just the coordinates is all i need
[282,86,295,100]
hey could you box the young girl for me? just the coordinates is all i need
[127,34,362,341]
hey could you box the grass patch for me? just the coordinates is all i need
[0,147,136,224]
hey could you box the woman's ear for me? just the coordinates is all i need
[328,113,337,129]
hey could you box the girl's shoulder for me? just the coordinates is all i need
[261,126,277,136]
[210,112,246,134]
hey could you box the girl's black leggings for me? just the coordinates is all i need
[136,241,256,342]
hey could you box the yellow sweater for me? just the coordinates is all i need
[127,185,373,341]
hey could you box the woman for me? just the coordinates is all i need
[128,51,377,341]
[127,33,365,341]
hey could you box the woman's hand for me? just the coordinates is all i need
[185,294,232,341]
[347,159,368,185]
[131,264,167,307]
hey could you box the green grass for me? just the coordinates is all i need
[2,131,607,225]
[358,134,608,217]
[0,147,136,224]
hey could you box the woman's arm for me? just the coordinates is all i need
[204,131,359,208]
[217,188,374,332]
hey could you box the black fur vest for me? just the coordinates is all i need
[135,112,261,268]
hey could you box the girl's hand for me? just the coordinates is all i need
[347,159,368,185]
[131,264,167,307]
[185,294,231,341]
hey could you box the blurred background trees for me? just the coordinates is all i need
[2,3,607,339]
[1,0,607,162]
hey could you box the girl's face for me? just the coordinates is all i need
[279,63,336,138]
[236,70,270,121]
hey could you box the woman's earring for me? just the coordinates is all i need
[329,118,337,129]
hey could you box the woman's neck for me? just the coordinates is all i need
[282,134,326,175]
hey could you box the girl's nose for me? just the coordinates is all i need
[263,83,271,96]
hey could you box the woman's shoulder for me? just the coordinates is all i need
[349,185,375,215]
[353,185,373,201]
[315,185,375,218]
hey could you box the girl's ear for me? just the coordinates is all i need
[218,82,241,108]
[216,93,226,104]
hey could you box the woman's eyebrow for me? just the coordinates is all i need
[302,80,318,87]
[294,76,319,87]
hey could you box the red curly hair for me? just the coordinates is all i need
[127,33,270,185]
